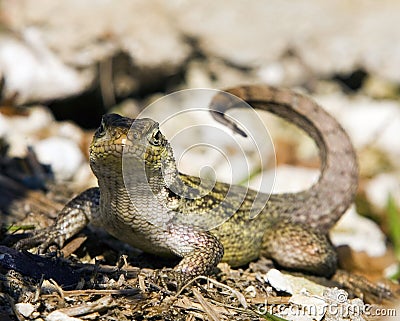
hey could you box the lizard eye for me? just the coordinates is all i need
[149,129,163,146]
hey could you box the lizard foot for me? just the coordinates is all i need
[14,227,65,254]
[157,268,196,292]
[157,268,181,291]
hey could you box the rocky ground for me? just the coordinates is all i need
[0,1,399,320]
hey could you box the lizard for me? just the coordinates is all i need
[15,85,358,286]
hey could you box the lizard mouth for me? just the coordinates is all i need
[90,135,126,157]
[90,133,151,164]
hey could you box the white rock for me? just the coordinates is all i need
[342,100,400,155]
[257,59,307,87]
[265,269,293,294]
[262,272,334,321]
[56,121,85,143]
[282,274,327,297]
[257,63,285,86]
[384,262,400,279]
[186,60,213,88]
[12,107,54,135]
[3,106,54,157]
[72,164,97,190]
[365,173,400,211]
[331,206,387,257]
[15,303,35,318]
[46,311,82,321]
[317,94,400,157]
[0,29,91,104]
[0,113,10,137]
[244,285,257,297]
[250,165,319,194]
[175,0,400,81]
[289,294,326,321]
[33,137,84,181]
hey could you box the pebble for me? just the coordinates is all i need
[0,113,9,137]
[331,206,387,257]
[33,137,84,181]
[265,268,293,294]
[15,302,35,318]
[0,106,91,185]
[365,173,400,211]
[0,30,90,104]
[9,106,54,135]
[263,271,346,321]
[317,94,400,157]
[3,106,54,157]
[289,294,326,321]
[46,311,82,321]
[56,121,85,143]
[250,165,318,194]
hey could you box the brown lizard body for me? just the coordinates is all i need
[16,85,358,285]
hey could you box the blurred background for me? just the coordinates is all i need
[0,0,399,286]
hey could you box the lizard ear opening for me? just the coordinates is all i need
[96,120,106,138]
[149,129,163,146]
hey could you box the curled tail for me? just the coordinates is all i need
[210,85,358,232]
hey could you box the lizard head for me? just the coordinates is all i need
[90,113,174,179]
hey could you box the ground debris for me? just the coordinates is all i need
[0,240,398,320]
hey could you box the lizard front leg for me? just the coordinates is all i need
[163,224,224,287]
[15,187,100,253]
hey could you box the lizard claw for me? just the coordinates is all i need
[158,268,179,291]
[157,268,188,292]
